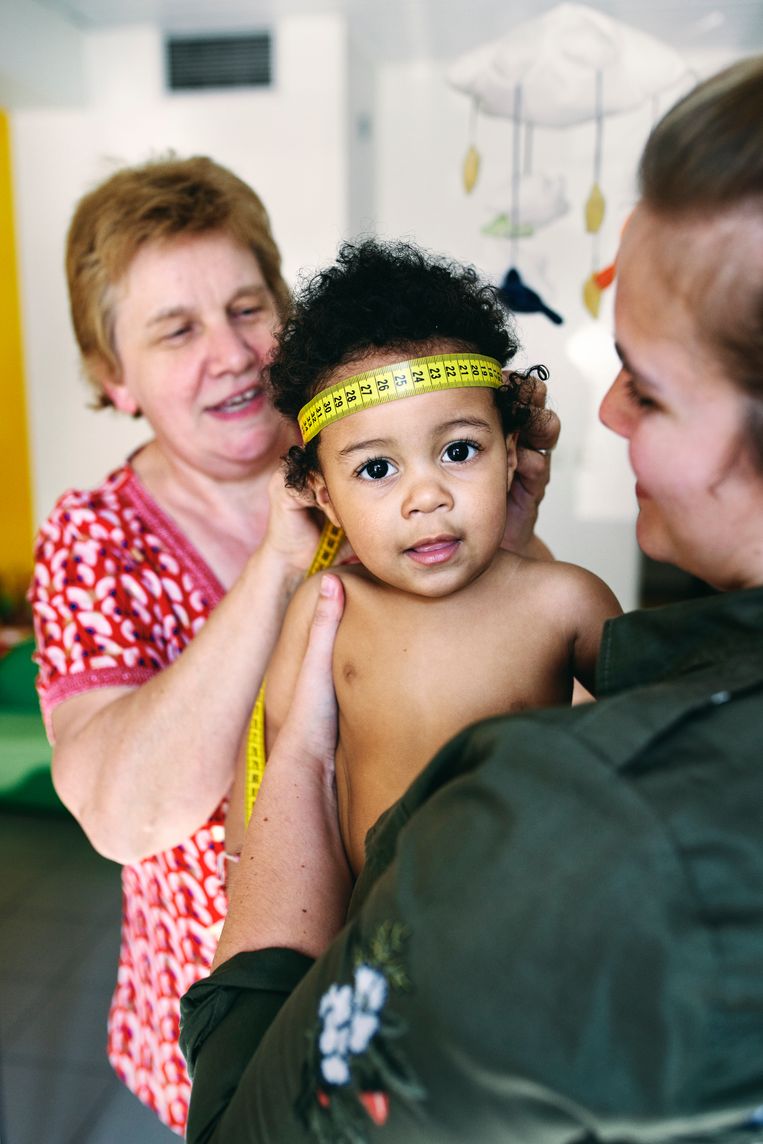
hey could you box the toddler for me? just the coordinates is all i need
[264,240,621,874]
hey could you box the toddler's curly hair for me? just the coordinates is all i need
[268,238,545,489]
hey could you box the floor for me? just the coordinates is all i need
[0,807,176,1144]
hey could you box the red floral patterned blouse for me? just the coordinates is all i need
[30,461,229,1135]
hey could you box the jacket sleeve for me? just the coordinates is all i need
[180,714,727,1144]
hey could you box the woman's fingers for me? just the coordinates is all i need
[287,573,345,761]
[517,375,561,454]
[264,468,321,569]
[502,375,560,555]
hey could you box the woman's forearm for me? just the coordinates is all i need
[213,574,351,967]
[214,738,352,964]
[51,542,305,863]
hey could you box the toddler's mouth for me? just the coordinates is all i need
[405,537,460,566]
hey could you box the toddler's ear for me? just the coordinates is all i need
[505,431,519,488]
[309,472,342,529]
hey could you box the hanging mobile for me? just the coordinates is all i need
[462,97,481,193]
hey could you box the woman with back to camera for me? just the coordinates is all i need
[28,156,553,1134]
[180,56,763,1142]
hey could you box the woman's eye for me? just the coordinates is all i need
[233,296,273,322]
[357,458,397,481]
[165,324,192,342]
[624,376,657,410]
[443,440,479,463]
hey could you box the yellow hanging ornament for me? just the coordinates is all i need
[583,273,602,319]
[463,144,480,193]
[584,181,606,234]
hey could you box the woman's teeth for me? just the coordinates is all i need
[216,387,257,411]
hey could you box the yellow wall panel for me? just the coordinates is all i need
[0,109,34,613]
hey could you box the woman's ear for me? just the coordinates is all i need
[104,382,140,416]
[505,431,519,489]
[90,356,140,416]
[309,472,342,528]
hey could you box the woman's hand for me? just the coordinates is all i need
[213,574,352,967]
[262,467,323,578]
[274,573,344,776]
[502,375,560,559]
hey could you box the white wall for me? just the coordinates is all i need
[10,6,756,611]
[347,32,377,240]
[11,14,349,525]
[372,47,747,609]
[0,0,86,108]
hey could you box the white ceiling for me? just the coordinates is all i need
[35,0,763,62]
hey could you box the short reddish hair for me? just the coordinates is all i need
[66,154,290,407]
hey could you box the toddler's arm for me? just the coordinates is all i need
[567,569,622,696]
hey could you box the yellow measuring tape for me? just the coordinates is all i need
[298,352,503,444]
[244,518,344,821]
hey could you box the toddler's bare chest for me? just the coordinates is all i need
[332,601,570,739]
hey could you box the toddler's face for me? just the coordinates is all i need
[311,355,516,598]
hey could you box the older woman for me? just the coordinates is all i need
[29,156,552,1134]
[180,56,763,1142]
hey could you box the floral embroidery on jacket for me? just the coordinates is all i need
[297,922,424,1141]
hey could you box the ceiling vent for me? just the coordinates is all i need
[166,32,272,91]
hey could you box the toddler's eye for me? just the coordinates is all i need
[357,458,397,481]
[443,440,479,463]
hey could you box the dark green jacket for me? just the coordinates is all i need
[181,588,763,1143]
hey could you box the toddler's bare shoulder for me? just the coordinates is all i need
[292,564,377,611]
[508,555,622,616]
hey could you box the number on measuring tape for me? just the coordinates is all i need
[298,353,503,445]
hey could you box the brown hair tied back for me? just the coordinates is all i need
[639,55,763,467]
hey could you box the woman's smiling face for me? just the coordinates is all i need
[104,230,290,481]
[599,204,763,590]
[310,352,516,599]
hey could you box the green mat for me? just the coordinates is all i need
[0,638,63,813]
